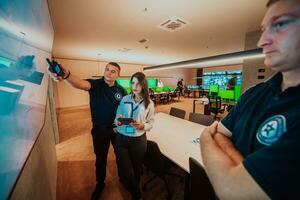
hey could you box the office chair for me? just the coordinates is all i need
[208,95,224,120]
[169,89,179,102]
[210,91,218,97]
[189,157,216,200]
[159,93,169,104]
[143,140,183,200]
[188,113,214,126]
[149,88,157,104]
[169,107,186,119]
[184,86,192,98]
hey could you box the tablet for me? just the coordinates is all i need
[117,117,135,125]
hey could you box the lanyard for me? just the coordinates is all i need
[124,99,144,118]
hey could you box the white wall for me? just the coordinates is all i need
[145,68,197,86]
[53,58,196,108]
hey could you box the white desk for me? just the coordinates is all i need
[147,112,206,172]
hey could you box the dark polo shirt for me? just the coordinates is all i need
[221,73,300,199]
[87,78,127,126]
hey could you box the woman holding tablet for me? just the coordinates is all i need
[114,72,155,200]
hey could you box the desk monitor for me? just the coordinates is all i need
[235,85,241,101]
[147,79,157,88]
[187,84,200,90]
[155,87,163,92]
[209,84,219,93]
[218,89,235,100]
[116,79,131,88]
[117,78,157,89]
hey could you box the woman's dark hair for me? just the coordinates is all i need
[130,72,151,109]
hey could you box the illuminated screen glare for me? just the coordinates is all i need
[0,56,13,68]
[116,78,157,89]
[147,79,157,88]
[116,79,131,88]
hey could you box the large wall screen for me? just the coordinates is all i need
[0,0,53,198]
[203,70,242,90]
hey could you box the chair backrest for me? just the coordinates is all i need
[149,88,154,95]
[169,107,186,119]
[189,157,216,200]
[210,91,218,97]
[188,113,214,126]
[208,95,222,110]
[144,140,167,176]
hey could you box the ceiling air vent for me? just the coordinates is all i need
[138,38,148,43]
[158,16,190,32]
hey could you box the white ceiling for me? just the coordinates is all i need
[48,0,267,66]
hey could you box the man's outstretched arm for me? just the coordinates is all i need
[49,64,91,91]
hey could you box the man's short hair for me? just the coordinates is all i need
[107,62,121,71]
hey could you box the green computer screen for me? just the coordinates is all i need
[218,90,235,100]
[147,79,157,88]
[116,79,131,88]
[155,87,163,92]
[234,85,241,101]
[209,84,219,93]
[117,78,157,88]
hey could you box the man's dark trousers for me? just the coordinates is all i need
[91,125,118,184]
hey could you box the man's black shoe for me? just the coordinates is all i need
[91,183,105,200]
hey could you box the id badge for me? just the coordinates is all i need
[125,125,135,134]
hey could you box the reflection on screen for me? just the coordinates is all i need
[54,64,61,74]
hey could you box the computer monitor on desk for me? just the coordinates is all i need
[218,89,235,100]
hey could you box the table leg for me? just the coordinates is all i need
[193,100,196,113]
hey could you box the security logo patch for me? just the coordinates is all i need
[114,92,123,101]
[256,115,286,146]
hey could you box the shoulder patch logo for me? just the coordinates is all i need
[114,92,123,101]
[256,115,286,146]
